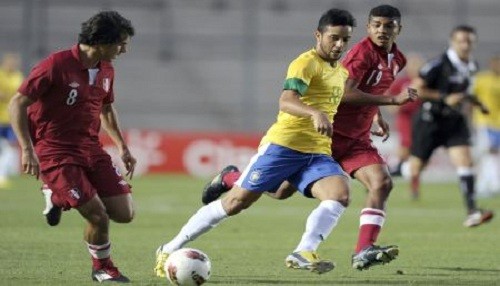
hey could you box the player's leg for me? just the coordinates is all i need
[265,181,297,200]
[77,196,129,282]
[201,166,298,204]
[285,156,349,274]
[88,156,134,224]
[408,155,426,199]
[80,155,133,282]
[390,114,412,177]
[448,145,494,227]
[156,143,298,277]
[43,164,129,282]
[101,194,134,223]
[408,116,438,200]
[477,128,500,196]
[351,163,398,270]
[155,187,262,277]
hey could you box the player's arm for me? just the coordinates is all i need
[8,92,39,178]
[100,103,136,178]
[279,89,332,137]
[342,78,418,105]
[412,76,468,109]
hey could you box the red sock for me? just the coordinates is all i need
[411,176,420,197]
[355,208,385,253]
[88,242,111,270]
[92,257,112,270]
[222,171,241,189]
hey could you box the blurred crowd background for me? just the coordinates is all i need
[1,0,499,131]
[0,0,499,181]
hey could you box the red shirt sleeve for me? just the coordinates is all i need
[100,62,115,104]
[18,56,54,101]
[341,45,373,82]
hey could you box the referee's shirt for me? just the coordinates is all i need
[418,48,478,118]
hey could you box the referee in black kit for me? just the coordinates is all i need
[408,25,493,227]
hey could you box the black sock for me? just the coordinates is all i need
[459,175,476,213]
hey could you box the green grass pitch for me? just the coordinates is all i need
[1,175,499,285]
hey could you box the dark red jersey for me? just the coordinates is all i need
[18,45,115,169]
[335,37,406,140]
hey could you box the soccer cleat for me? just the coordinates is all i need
[352,245,399,270]
[42,188,62,226]
[91,262,130,283]
[285,251,335,274]
[201,165,239,205]
[463,209,494,227]
[154,246,170,278]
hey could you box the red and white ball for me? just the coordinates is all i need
[165,248,211,286]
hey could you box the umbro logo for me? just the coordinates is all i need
[69,81,80,88]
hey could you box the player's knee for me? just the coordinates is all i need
[382,176,393,193]
[87,210,110,228]
[336,191,351,207]
[370,176,393,194]
[272,183,296,200]
[109,208,135,223]
[321,190,350,207]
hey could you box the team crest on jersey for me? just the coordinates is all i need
[69,81,80,88]
[103,78,110,92]
[249,170,262,184]
[68,188,81,200]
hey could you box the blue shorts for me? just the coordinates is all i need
[0,125,17,142]
[486,128,500,149]
[235,143,347,198]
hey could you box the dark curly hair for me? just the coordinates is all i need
[78,11,135,45]
[317,8,356,33]
[369,4,401,24]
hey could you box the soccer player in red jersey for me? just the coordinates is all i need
[329,5,408,270]
[9,11,136,283]
[201,5,418,271]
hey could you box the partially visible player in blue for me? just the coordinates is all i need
[155,8,356,276]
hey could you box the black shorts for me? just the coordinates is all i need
[410,111,471,162]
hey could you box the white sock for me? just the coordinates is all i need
[294,200,345,252]
[161,200,228,253]
[484,155,500,191]
[87,241,111,259]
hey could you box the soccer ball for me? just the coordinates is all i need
[164,248,211,286]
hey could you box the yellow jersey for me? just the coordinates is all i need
[0,68,24,123]
[260,49,348,155]
[473,71,500,129]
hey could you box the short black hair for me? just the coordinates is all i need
[369,4,401,23]
[450,25,477,37]
[317,8,356,33]
[78,11,135,45]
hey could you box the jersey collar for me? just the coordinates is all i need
[71,44,102,70]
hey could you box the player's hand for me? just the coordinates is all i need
[392,87,419,105]
[444,92,465,107]
[371,114,390,142]
[120,148,137,179]
[311,111,333,137]
[21,149,40,179]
